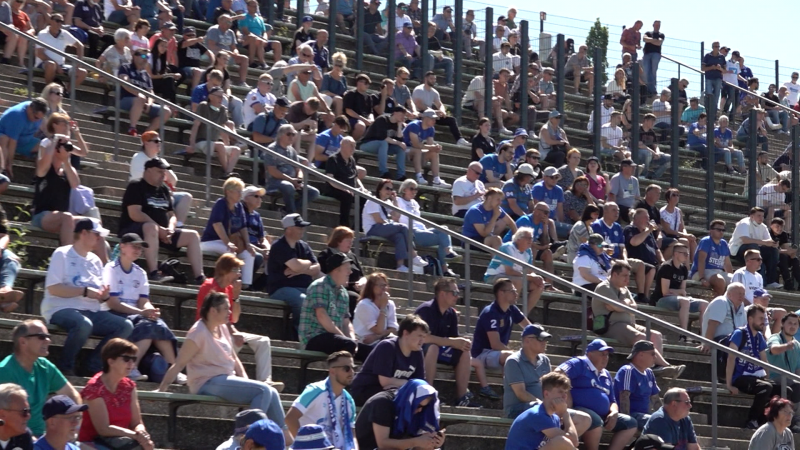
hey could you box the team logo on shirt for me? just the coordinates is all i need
[590,378,611,395]
[499,319,505,328]
[394,366,416,378]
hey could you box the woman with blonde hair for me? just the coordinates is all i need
[320,52,348,116]
[352,272,398,359]
[607,68,627,104]
[318,226,366,315]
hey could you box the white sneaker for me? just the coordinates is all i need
[174,372,188,385]
[433,177,451,188]
[457,138,470,147]
[528,130,538,139]
[416,173,428,185]
[128,368,147,382]
[499,127,513,135]
[413,255,428,266]
[397,265,409,273]
[766,282,783,289]
[413,265,424,274]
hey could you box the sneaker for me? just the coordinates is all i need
[267,379,285,392]
[745,420,759,430]
[416,173,428,185]
[443,268,459,277]
[679,335,701,345]
[672,364,686,379]
[454,392,482,408]
[174,373,188,385]
[148,270,174,284]
[128,368,147,381]
[413,255,428,266]
[766,282,783,289]
[397,265,409,273]
[190,275,207,285]
[126,127,138,137]
[433,177,451,188]
[651,365,668,376]
[527,130,538,139]
[236,81,251,88]
[412,265,424,274]
[445,251,460,260]
[498,127,513,136]
[478,386,500,400]
[457,138,470,147]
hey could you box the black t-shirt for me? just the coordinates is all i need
[770,228,790,246]
[212,7,237,29]
[354,391,398,450]
[291,29,314,55]
[623,224,659,266]
[286,101,318,124]
[362,114,400,142]
[317,248,364,289]
[349,337,425,398]
[343,89,373,118]
[635,199,661,239]
[416,35,443,51]
[119,179,174,232]
[33,165,71,215]
[266,236,317,294]
[639,126,658,148]
[0,429,33,450]
[363,8,382,35]
[652,261,687,301]
[643,31,665,55]
[471,133,495,161]
[325,152,358,188]
[178,40,208,68]
[371,93,396,115]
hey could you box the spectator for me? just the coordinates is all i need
[503,164,538,220]
[36,395,88,450]
[69,0,108,60]
[641,388,699,450]
[737,108,769,153]
[766,312,800,432]
[652,243,708,342]
[415,278,481,407]
[636,114,671,179]
[730,207,781,289]
[701,282,747,350]
[556,339,638,450]
[462,187,516,250]
[758,179,792,229]
[505,371,583,450]
[103,234,181,383]
[524,149,545,182]
[769,218,800,291]
[606,70,628,104]
[624,208,664,285]
[762,84,789,134]
[557,149,585,192]
[680,97,706,126]
[354,379,443,450]
[607,159,639,223]
[0,0,27,67]
[512,72,542,134]
[748,396,795,450]
[241,186,270,289]
[600,112,629,161]
[533,166,572,239]
[471,278,532,398]
[480,142,514,188]
[118,48,171,137]
[412,71,469,146]
[0,384,33,449]
[158,293,287,436]
[461,9,484,60]
[714,116,746,174]
[745,151,780,197]
[0,97,46,178]
[431,5,453,41]
[349,315,428,406]
[148,21,178,68]
[394,23,422,78]
[35,14,86,89]
[206,14,249,86]
[701,41,725,106]
[309,116,347,168]
[351,272,397,355]
[492,224,548,305]
[371,78,397,117]
[588,95,615,133]
[129,19,150,51]
[119,158,205,283]
[572,232,611,291]
[362,179,425,272]
[290,15,313,56]
[77,339,153,450]
[593,262,682,374]
[320,53,347,117]
[452,162,486,218]
[193,63,245,129]
[391,68,419,118]
[285,351,357,449]
[585,157,609,205]
[0,320,82,436]
[539,68,557,109]
[250,96,289,144]
[719,50,741,114]
[651,89,677,138]
[492,42,515,76]
[620,20,642,61]
[360,106,408,180]
[615,341,661,429]
[419,23,454,88]
[287,71,334,133]
[539,111,571,167]
[323,137,365,227]
[215,409,267,450]
[239,1,279,68]
[342,74,374,140]
[657,188,694,256]
[732,248,767,304]
[359,0,385,55]
[177,26,214,92]
[263,124,320,214]
[773,145,794,172]
[96,28,132,76]
[243,74,277,131]
[753,289,786,338]
[634,185,666,251]
[187,87,243,178]
[565,45,594,94]
[567,205,601,263]
[403,110,450,187]
[470,120,497,162]
[641,20,664,95]
[689,219,732,295]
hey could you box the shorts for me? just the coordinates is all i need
[422,344,463,367]
[574,406,638,432]
[37,62,73,73]
[475,348,503,369]
[195,140,240,155]
[31,211,48,229]
[119,223,183,252]
[172,192,192,210]
[348,116,361,130]
[627,258,655,275]
[656,295,706,313]
[604,322,647,346]
[180,66,199,80]
[0,174,9,185]
[119,97,163,118]
[660,236,677,251]
[564,71,590,81]
[691,269,732,284]
[631,412,651,430]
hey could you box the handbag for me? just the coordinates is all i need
[93,436,142,450]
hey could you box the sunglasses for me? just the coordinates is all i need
[4,408,31,417]
[137,53,149,59]
[383,186,395,191]
[262,81,274,85]
[286,132,297,137]
[50,90,63,96]
[748,258,763,262]
[119,355,137,363]
[148,138,162,143]
[25,333,51,340]
[332,365,355,372]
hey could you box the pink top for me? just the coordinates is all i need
[185,320,236,394]
[587,173,607,201]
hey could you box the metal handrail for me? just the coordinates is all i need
[8,23,800,446]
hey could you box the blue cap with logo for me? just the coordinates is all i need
[290,424,334,450]
[244,419,285,450]
[585,338,614,353]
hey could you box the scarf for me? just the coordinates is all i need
[393,380,440,437]
[735,325,764,376]
[577,243,611,272]
[325,378,354,450]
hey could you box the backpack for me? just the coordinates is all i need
[139,352,169,383]
[159,258,188,284]
[422,255,441,277]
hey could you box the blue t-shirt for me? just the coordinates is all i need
[0,101,43,141]
[530,182,564,219]
[505,402,561,450]
[689,236,730,278]
[35,436,80,450]
[497,139,527,162]
[729,328,768,382]
[402,120,435,146]
[462,204,507,241]
[501,179,534,216]
[201,197,247,242]
[557,356,615,416]
[714,127,733,147]
[503,214,544,243]
[244,208,265,246]
[238,13,265,36]
[642,407,697,450]
[117,63,152,98]
[592,219,624,259]
[614,364,659,415]
[479,153,508,183]
[314,130,343,167]
[686,122,706,146]
[702,52,726,80]
[191,83,211,105]
[471,301,525,357]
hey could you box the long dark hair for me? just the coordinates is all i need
[581,204,600,223]
[151,38,169,75]
[374,178,393,198]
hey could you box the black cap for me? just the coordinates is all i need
[627,340,655,360]
[391,105,408,114]
[603,94,612,100]
[42,395,88,421]
[73,218,110,236]
[322,251,353,274]
[233,409,267,436]
[497,15,506,21]
[633,435,675,450]
[274,97,290,107]
[144,158,169,170]
[620,158,635,167]
[120,233,149,248]
[183,26,196,35]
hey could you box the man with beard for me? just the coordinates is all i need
[766,312,800,432]
[412,71,469,147]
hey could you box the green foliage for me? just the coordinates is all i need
[12,87,28,97]
[7,206,31,266]
[586,18,609,85]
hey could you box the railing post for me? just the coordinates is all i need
[264,0,273,26]
[452,0,463,125]
[483,7,493,121]
[420,0,429,74]
[205,126,211,207]
[782,374,788,401]
[705,93,717,225]
[521,265,528,315]
[645,317,651,340]
[465,241,471,332]
[252,142,258,186]
[114,82,121,161]
[699,41,705,95]
[519,20,529,133]
[353,194,361,254]
[328,0,337,55]
[26,43,33,99]
[748,109,758,206]
[592,47,602,157]
[407,216,414,307]
[556,34,565,118]
[792,125,799,243]
[631,62,641,170]
[670,78,679,187]
[69,59,76,116]
[355,0,364,71]
[387,0,396,78]
[159,99,165,142]
[711,346,718,448]
[302,171,308,226]
[295,0,304,30]
[580,293,587,352]
[776,60,780,94]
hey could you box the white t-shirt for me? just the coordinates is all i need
[35,29,79,66]
[452,175,485,215]
[731,267,763,304]
[129,153,178,184]
[492,51,515,75]
[485,241,531,277]
[362,199,390,235]
[462,76,490,107]
[290,379,357,450]
[130,34,149,52]
[784,82,800,106]
[651,99,671,125]
[723,60,740,85]
[352,298,399,342]
[41,245,105,322]
[244,88,277,127]
[730,218,771,255]
[411,85,441,109]
[587,105,614,132]
[396,198,425,231]
[757,183,784,208]
[572,254,607,287]
[701,295,746,339]
[600,123,623,148]
[102,259,149,311]
[104,0,130,19]
[395,15,412,30]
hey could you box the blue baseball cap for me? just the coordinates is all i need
[585,339,614,353]
[302,15,313,23]
[290,425,334,450]
[42,395,88,421]
[522,324,552,340]
[244,419,285,450]
[753,289,771,299]
[513,128,528,137]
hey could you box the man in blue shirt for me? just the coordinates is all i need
[701,41,726,108]
[497,128,529,164]
[556,339,638,450]
[690,219,733,296]
[501,164,535,220]
[642,388,699,450]
[471,277,531,399]
[461,188,517,250]
[505,372,580,450]
[35,395,88,450]
[0,97,46,178]
[404,109,449,187]
[479,142,514,187]
[614,341,661,429]
[686,113,709,161]
[310,116,348,167]
[531,166,571,238]
[118,48,171,137]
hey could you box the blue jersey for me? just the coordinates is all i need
[689,236,730,278]
[591,219,624,259]
[642,407,697,450]
[501,179,534,216]
[557,356,615,416]
[503,214,545,243]
[686,122,706,147]
[530,181,563,219]
[471,301,525,357]
[614,364,659,415]
[314,130,343,167]
[714,127,733,147]
[402,120,435,146]
[729,328,767,382]
[462,204,507,241]
[479,153,509,183]
[505,402,561,450]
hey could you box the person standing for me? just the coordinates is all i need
[641,21,664,96]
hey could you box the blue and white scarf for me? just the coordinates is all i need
[325,377,354,450]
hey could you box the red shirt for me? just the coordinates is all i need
[78,373,135,442]
[195,277,234,322]
[12,10,30,31]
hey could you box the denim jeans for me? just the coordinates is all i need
[362,33,388,55]
[266,180,320,214]
[637,148,671,179]
[198,374,285,426]
[705,78,722,107]
[641,52,660,95]
[717,147,745,169]
[367,222,411,262]
[49,309,134,372]
[424,54,454,85]
[269,287,306,329]
[0,249,20,288]
[721,84,738,114]
[413,227,451,272]
[736,129,768,152]
[768,109,790,132]
[359,140,406,176]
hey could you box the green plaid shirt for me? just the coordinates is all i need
[298,275,351,347]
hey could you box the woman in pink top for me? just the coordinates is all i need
[585,156,609,204]
[156,293,287,439]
